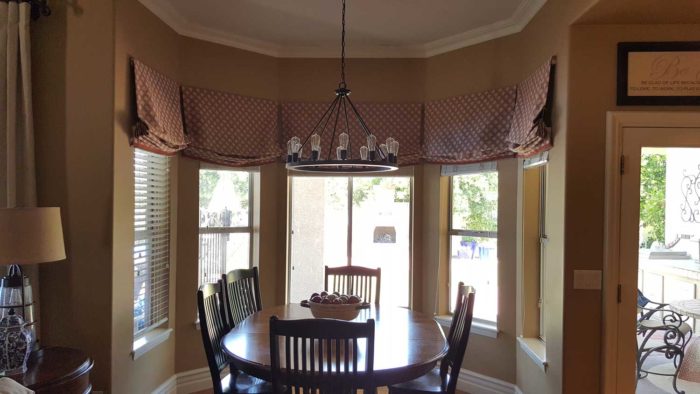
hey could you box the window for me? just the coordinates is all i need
[522,162,547,340]
[133,149,171,337]
[449,169,498,323]
[288,176,412,308]
[198,167,253,286]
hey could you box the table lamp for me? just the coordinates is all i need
[0,208,66,375]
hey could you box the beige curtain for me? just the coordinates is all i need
[0,1,36,208]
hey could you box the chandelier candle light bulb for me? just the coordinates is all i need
[367,135,377,161]
[360,146,369,160]
[389,140,399,163]
[379,143,388,158]
[336,146,343,160]
[310,133,321,161]
[339,132,349,159]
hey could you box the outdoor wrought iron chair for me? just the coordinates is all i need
[636,291,693,394]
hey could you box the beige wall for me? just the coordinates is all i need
[30,1,574,390]
[173,37,281,374]
[33,1,116,391]
[112,1,182,393]
[563,22,700,394]
[279,58,425,102]
[424,0,597,388]
[31,1,700,393]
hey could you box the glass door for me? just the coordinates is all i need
[616,127,700,394]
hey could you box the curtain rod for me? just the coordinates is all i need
[28,0,51,20]
[3,1,52,19]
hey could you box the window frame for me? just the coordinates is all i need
[133,148,172,339]
[447,164,499,325]
[522,153,549,342]
[285,172,414,308]
[197,165,255,287]
[536,164,548,341]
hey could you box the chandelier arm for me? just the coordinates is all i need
[326,96,344,160]
[346,96,387,160]
[341,97,352,159]
[345,95,373,137]
[300,94,341,152]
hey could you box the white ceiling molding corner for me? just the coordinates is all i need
[421,0,548,57]
[138,0,547,59]
[138,0,284,57]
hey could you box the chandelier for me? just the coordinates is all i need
[285,0,399,173]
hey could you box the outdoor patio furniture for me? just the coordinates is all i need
[637,292,693,394]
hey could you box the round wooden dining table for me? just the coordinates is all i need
[222,304,448,387]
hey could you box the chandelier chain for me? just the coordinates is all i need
[340,0,346,87]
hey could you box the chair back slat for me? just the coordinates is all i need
[439,282,475,394]
[324,265,381,305]
[269,316,376,393]
[223,267,263,327]
[197,282,231,394]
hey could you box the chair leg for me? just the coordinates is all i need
[670,348,686,394]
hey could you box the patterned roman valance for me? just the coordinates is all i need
[131,59,188,155]
[280,102,423,166]
[507,58,556,157]
[131,56,555,167]
[423,57,555,164]
[182,87,281,166]
[423,87,516,164]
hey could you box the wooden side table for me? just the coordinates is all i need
[11,347,94,393]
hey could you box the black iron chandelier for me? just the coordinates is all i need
[285,0,399,173]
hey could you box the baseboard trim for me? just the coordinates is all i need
[157,366,522,394]
[152,367,212,394]
[457,368,519,394]
[152,374,177,394]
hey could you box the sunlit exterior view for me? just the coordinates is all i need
[638,148,700,328]
[289,176,411,308]
[450,171,498,323]
[198,169,252,286]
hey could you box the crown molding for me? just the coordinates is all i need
[139,0,546,59]
[422,0,547,57]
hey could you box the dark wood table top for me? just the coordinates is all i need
[12,347,93,393]
[222,304,448,386]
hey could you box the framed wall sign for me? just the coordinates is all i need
[617,42,700,106]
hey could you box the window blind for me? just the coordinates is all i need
[133,149,171,336]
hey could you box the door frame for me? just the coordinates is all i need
[602,111,700,393]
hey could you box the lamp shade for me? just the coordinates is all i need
[0,208,66,264]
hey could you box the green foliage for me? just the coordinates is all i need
[199,170,250,210]
[640,154,666,248]
[452,173,498,241]
[199,170,221,209]
[352,178,410,205]
[231,172,250,210]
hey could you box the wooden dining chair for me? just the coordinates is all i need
[197,282,272,394]
[324,265,381,305]
[388,282,475,394]
[269,316,376,394]
[223,267,263,327]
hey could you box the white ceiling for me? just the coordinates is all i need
[139,0,547,58]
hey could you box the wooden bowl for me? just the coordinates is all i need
[307,301,365,320]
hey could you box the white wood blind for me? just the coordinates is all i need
[133,149,171,336]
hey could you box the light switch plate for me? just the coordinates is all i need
[573,270,602,290]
